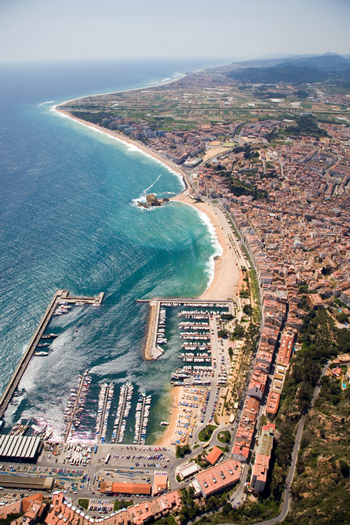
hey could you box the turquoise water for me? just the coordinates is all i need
[0,58,224,443]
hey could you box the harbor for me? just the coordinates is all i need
[1,292,233,452]
[111,382,134,444]
[0,290,104,420]
[138,298,232,361]
[64,371,91,443]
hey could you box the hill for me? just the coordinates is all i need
[227,65,327,84]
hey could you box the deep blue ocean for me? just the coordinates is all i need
[0,58,224,443]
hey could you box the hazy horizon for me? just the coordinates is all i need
[0,0,349,63]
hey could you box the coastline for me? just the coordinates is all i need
[54,106,241,449]
[55,109,189,189]
[56,109,240,301]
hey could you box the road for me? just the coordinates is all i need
[218,363,329,525]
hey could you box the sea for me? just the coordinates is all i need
[0,57,225,444]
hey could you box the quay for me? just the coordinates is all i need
[0,290,104,419]
[138,297,232,361]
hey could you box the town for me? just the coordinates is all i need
[1,60,350,525]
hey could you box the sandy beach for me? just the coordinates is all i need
[56,108,242,448]
[171,192,240,301]
[154,386,182,449]
[56,109,241,301]
[55,110,188,187]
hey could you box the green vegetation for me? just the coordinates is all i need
[70,110,112,124]
[222,168,268,201]
[243,304,253,316]
[218,329,228,338]
[217,431,231,444]
[113,500,133,511]
[176,444,191,458]
[78,499,89,510]
[221,313,234,321]
[228,66,327,84]
[198,425,217,442]
[284,378,350,524]
[337,312,349,324]
[154,516,177,525]
[285,115,329,139]
[0,515,23,525]
[233,324,245,338]
[179,487,230,524]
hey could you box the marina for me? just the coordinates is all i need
[64,370,91,443]
[133,393,151,445]
[111,382,134,444]
[0,290,104,420]
[138,298,231,362]
[95,383,114,444]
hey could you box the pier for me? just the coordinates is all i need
[138,297,232,361]
[143,300,164,360]
[64,370,89,442]
[134,395,146,445]
[0,290,104,419]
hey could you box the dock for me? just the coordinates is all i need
[64,370,89,442]
[0,290,105,419]
[138,297,232,361]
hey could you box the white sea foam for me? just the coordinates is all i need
[38,101,54,107]
[170,201,223,292]
[54,107,185,190]
[131,173,164,207]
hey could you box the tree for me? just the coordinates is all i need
[233,325,245,338]
[218,329,228,338]
[222,502,232,516]
[243,304,253,316]
[228,347,233,359]
[337,312,348,324]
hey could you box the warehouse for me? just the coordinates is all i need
[0,474,53,491]
[100,481,151,496]
[0,436,42,462]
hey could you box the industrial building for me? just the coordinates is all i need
[0,435,42,462]
[0,474,53,491]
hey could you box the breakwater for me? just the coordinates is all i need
[0,290,104,419]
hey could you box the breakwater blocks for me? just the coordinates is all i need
[0,290,104,420]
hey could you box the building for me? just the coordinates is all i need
[46,492,131,525]
[205,446,223,466]
[0,436,42,463]
[266,391,281,417]
[251,424,275,493]
[127,490,182,525]
[195,459,241,497]
[152,473,168,496]
[307,293,324,310]
[100,482,151,496]
[0,474,53,491]
[0,493,45,523]
[177,462,199,480]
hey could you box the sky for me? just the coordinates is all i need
[0,0,349,62]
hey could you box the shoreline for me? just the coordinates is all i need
[57,108,240,301]
[54,104,241,448]
[55,108,189,190]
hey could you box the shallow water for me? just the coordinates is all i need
[0,58,224,442]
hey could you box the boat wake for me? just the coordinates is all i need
[38,101,54,107]
[131,173,163,206]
